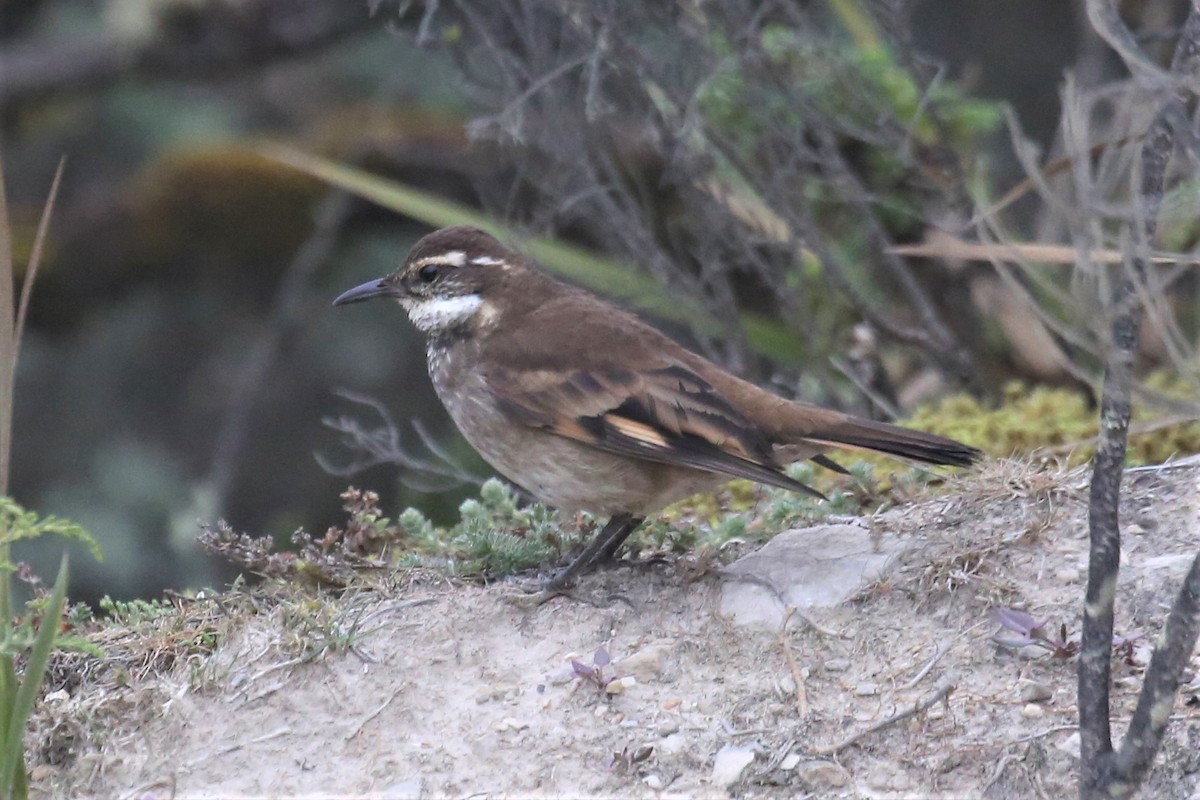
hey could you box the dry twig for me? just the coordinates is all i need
[811,670,958,756]
[777,607,809,718]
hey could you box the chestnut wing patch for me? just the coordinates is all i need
[491,364,824,499]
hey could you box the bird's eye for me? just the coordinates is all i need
[418,264,439,283]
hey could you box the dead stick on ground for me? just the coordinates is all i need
[899,639,950,690]
[346,685,404,741]
[778,606,808,717]
[184,726,292,768]
[812,670,958,756]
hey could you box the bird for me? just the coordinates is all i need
[333,226,980,593]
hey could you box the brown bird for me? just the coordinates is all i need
[334,226,979,592]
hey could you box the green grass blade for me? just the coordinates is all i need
[0,654,15,786]
[0,554,68,797]
[261,145,807,366]
[0,155,14,499]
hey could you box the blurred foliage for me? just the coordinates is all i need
[908,379,1200,466]
[133,146,323,286]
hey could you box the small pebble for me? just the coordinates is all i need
[495,717,528,733]
[855,682,880,696]
[616,640,674,682]
[711,745,756,788]
[1055,567,1080,583]
[824,658,851,672]
[1020,681,1053,703]
[795,760,849,788]
[659,733,687,755]
[1021,703,1045,719]
[779,753,801,771]
[1057,731,1081,757]
[605,676,637,695]
[643,774,665,790]
[662,697,681,710]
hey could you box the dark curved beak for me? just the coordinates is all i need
[332,278,396,307]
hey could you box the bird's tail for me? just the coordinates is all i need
[799,415,980,468]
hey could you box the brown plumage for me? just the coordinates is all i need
[334,226,980,591]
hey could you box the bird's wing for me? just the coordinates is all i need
[487,361,825,499]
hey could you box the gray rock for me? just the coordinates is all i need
[719,524,914,629]
[1019,680,1053,703]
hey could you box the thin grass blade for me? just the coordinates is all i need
[14,158,66,362]
[0,156,14,498]
[0,554,68,796]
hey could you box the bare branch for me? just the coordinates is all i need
[1079,3,1200,798]
[1085,0,1175,85]
[317,391,484,492]
[1113,553,1200,788]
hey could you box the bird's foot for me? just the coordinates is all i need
[501,587,564,608]
[500,571,580,607]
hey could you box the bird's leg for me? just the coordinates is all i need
[542,514,644,592]
[596,514,645,562]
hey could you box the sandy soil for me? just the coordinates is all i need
[28,461,1200,799]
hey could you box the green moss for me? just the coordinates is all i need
[907,380,1200,466]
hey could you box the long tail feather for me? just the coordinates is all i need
[804,417,980,468]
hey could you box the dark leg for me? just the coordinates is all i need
[543,514,644,592]
[597,515,644,561]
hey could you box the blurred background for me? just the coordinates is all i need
[1,0,1194,601]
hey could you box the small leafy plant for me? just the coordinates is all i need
[198,487,398,588]
[570,646,612,691]
[992,607,1079,660]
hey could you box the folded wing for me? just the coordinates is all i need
[489,362,826,498]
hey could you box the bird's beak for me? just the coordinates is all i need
[332,278,398,307]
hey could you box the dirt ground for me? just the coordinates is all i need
[28,460,1200,799]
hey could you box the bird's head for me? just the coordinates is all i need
[333,226,525,334]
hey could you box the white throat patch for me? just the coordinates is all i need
[401,294,483,333]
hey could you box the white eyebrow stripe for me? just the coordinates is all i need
[413,251,466,269]
[470,255,505,266]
